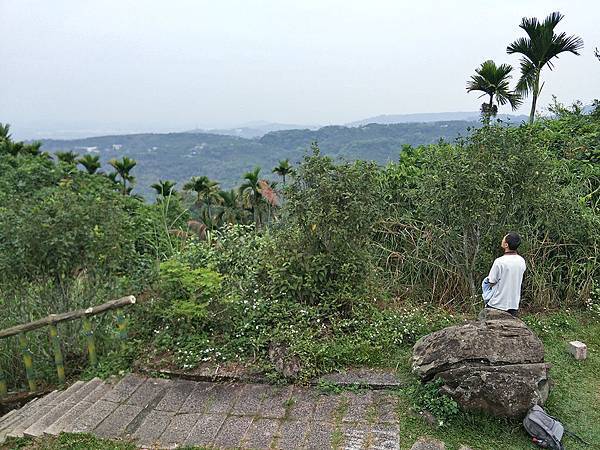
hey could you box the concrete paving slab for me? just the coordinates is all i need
[205,382,243,415]
[231,383,269,416]
[259,385,294,419]
[125,377,169,408]
[178,382,213,414]
[157,413,201,447]
[304,421,336,450]
[94,404,143,438]
[155,379,197,412]
[64,400,118,433]
[212,415,253,448]
[286,386,318,422]
[183,413,226,447]
[243,417,280,449]
[101,374,145,403]
[342,391,373,423]
[276,419,310,449]
[131,409,175,445]
[371,422,400,450]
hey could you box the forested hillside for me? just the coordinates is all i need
[38,121,478,198]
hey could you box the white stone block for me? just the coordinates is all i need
[567,341,587,360]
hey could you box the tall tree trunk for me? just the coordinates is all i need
[529,69,541,124]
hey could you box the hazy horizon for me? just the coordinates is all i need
[2,0,599,140]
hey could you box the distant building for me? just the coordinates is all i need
[112,144,123,150]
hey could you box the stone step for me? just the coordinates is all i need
[18,383,86,438]
[0,398,40,436]
[62,376,151,435]
[2,390,61,440]
[45,381,113,436]
[23,379,102,437]
[6,390,63,438]
[0,410,17,430]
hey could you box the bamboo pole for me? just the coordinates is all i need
[116,314,128,350]
[82,318,97,367]
[0,296,136,340]
[0,370,7,398]
[18,334,36,392]
[48,324,65,385]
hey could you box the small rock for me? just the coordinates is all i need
[410,437,446,450]
[458,446,474,450]
[567,341,587,360]
[419,410,439,427]
[268,342,302,379]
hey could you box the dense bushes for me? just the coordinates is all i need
[261,144,385,310]
[0,105,598,387]
[379,119,599,308]
[0,137,174,389]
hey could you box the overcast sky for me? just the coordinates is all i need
[2,0,599,139]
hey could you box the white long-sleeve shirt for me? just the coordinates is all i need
[486,253,526,311]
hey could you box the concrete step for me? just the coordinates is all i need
[1,391,60,442]
[64,374,151,435]
[23,379,101,437]
[0,398,40,436]
[0,410,18,430]
[6,390,63,438]
[45,380,111,436]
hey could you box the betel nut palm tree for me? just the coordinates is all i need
[272,159,293,186]
[151,179,177,199]
[507,11,583,123]
[77,154,101,174]
[466,60,522,123]
[108,156,137,195]
[183,175,220,220]
[240,167,262,228]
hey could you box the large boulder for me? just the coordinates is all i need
[412,309,549,418]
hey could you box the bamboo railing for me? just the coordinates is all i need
[0,295,136,398]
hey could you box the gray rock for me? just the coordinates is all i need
[269,342,303,379]
[412,312,544,380]
[410,437,446,450]
[412,309,549,418]
[437,363,549,417]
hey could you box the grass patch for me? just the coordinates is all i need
[0,434,213,450]
[0,433,137,450]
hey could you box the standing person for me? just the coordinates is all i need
[483,232,526,316]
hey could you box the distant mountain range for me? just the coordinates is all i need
[183,112,527,139]
[188,121,319,140]
[38,120,480,199]
[346,111,528,127]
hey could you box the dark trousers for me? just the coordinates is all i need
[485,306,518,317]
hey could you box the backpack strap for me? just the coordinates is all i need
[563,428,591,446]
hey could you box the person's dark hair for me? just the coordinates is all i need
[505,232,521,250]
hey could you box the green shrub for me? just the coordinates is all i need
[261,144,385,310]
[379,123,600,309]
[407,378,460,426]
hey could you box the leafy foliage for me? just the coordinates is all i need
[261,144,385,309]
[379,120,599,307]
[466,60,521,122]
[507,11,584,123]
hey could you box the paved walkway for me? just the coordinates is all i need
[0,374,401,449]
